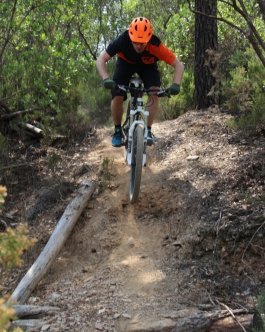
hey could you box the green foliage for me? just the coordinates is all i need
[47,153,62,173]
[98,156,115,189]
[254,290,265,332]
[224,66,252,113]
[233,96,265,133]
[0,224,36,269]
[0,0,264,132]
[162,5,194,66]
[0,298,16,332]
[0,134,8,166]
[77,67,113,125]
[0,186,32,331]
[158,67,194,120]
[257,290,265,314]
[55,104,92,141]
[0,1,93,115]
[222,48,265,133]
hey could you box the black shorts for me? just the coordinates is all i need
[111,58,161,99]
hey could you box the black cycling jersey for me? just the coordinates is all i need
[106,30,176,65]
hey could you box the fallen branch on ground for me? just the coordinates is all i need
[0,162,36,172]
[10,318,51,330]
[18,122,43,137]
[0,108,40,120]
[215,300,248,332]
[8,181,96,304]
[164,307,257,331]
[13,304,60,318]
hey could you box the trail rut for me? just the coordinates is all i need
[3,109,265,331]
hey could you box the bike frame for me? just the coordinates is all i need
[119,76,169,166]
[125,77,149,167]
[118,76,169,202]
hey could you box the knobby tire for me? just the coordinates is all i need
[129,124,144,203]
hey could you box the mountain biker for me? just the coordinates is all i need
[96,16,184,147]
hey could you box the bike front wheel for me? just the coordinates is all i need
[129,124,144,203]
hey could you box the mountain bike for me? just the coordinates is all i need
[118,76,169,203]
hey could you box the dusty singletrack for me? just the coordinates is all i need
[30,125,207,331]
[3,109,265,331]
[34,130,199,331]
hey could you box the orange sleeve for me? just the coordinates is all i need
[147,43,176,65]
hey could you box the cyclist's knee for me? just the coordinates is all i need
[147,93,159,103]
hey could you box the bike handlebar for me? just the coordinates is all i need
[117,84,170,98]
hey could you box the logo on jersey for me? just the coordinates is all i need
[141,56,155,64]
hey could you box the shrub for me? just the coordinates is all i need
[0,134,8,167]
[0,186,7,206]
[158,67,194,121]
[0,186,34,331]
[223,66,252,113]
[254,290,265,331]
[222,48,265,134]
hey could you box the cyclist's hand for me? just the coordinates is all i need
[103,78,116,89]
[166,83,180,95]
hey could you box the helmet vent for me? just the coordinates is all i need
[128,17,153,43]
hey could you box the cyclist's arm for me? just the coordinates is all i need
[170,58,184,85]
[96,50,112,80]
[146,41,184,85]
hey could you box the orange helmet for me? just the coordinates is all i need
[129,17,153,43]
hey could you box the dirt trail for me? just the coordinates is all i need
[3,109,265,331]
[34,131,199,331]
[27,124,204,332]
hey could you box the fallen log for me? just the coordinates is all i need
[13,304,60,318]
[9,181,96,304]
[0,219,7,232]
[0,162,35,172]
[163,308,258,332]
[18,122,43,137]
[10,318,50,331]
[0,108,40,120]
[208,314,254,331]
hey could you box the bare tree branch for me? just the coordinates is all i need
[235,0,265,50]
[77,24,97,60]
[0,108,41,120]
[163,14,174,30]
[242,220,265,262]
[0,0,18,63]
[187,0,265,67]
[215,300,248,332]
[187,0,245,34]
[248,32,265,66]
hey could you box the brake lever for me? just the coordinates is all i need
[117,85,127,92]
[157,90,171,98]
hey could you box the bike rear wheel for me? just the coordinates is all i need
[129,124,144,203]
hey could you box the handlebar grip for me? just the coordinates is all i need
[157,91,171,98]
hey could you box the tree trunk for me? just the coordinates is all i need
[194,0,218,109]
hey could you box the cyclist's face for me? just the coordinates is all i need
[132,42,147,53]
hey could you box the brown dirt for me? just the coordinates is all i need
[1,108,265,331]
